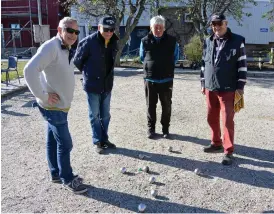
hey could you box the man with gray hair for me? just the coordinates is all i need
[140,15,180,139]
[24,17,87,194]
[200,14,247,165]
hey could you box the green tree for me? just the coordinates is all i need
[164,0,257,41]
[184,35,202,63]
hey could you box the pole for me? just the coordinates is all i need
[29,0,34,46]
[271,48,274,64]
[12,31,17,56]
[37,0,43,45]
[37,0,42,25]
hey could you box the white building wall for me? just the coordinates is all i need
[71,0,274,45]
[160,0,273,45]
[227,1,274,44]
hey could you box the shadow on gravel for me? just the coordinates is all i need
[21,100,35,108]
[114,70,142,77]
[247,78,274,89]
[1,104,29,116]
[107,148,274,189]
[1,90,35,103]
[170,134,274,164]
[83,185,220,213]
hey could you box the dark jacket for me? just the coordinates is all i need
[200,28,247,91]
[142,31,176,79]
[73,31,119,93]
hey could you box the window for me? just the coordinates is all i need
[10,24,20,39]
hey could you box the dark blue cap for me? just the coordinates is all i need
[211,14,226,22]
[99,16,116,28]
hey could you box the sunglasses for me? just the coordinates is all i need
[65,27,80,35]
[211,22,223,27]
[103,27,114,33]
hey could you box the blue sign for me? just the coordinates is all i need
[260,28,268,32]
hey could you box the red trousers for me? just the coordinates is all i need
[205,90,235,154]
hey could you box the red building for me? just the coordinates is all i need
[1,0,68,55]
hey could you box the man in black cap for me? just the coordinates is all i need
[200,14,247,165]
[74,16,119,154]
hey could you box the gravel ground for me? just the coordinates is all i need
[1,69,274,213]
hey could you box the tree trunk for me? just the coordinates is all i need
[115,26,136,66]
[115,47,123,67]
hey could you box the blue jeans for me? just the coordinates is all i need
[86,92,111,144]
[35,103,74,184]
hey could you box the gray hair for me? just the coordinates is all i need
[58,17,78,28]
[150,15,165,28]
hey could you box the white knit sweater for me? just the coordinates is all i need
[24,35,75,111]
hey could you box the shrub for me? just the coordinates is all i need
[133,56,141,63]
[268,50,274,64]
[121,55,130,62]
[184,35,203,64]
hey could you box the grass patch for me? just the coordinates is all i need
[1,61,28,81]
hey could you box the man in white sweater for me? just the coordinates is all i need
[24,17,87,194]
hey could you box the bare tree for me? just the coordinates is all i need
[166,0,257,41]
[61,0,151,66]
[262,0,274,31]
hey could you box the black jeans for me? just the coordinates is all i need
[144,80,173,133]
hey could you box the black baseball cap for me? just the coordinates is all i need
[211,14,226,22]
[99,16,116,28]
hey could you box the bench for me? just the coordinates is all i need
[246,51,270,70]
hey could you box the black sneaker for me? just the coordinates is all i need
[222,154,233,165]
[50,174,61,183]
[103,140,116,149]
[147,131,156,139]
[95,142,105,154]
[63,176,88,194]
[203,144,223,153]
[163,132,170,139]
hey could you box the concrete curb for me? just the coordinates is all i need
[176,70,274,78]
[116,67,274,78]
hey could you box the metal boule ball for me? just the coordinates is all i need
[139,154,145,159]
[194,168,201,175]
[150,189,158,197]
[120,167,127,174]
[142,166,149,173]
[149,176,156,184]
[138,203,146,212]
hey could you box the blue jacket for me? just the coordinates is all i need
[200,28,247,91]
[74,31,119,93]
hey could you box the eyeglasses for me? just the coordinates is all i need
[103,27,114,33]
[211,22,223,27]
[65,27,80,35]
